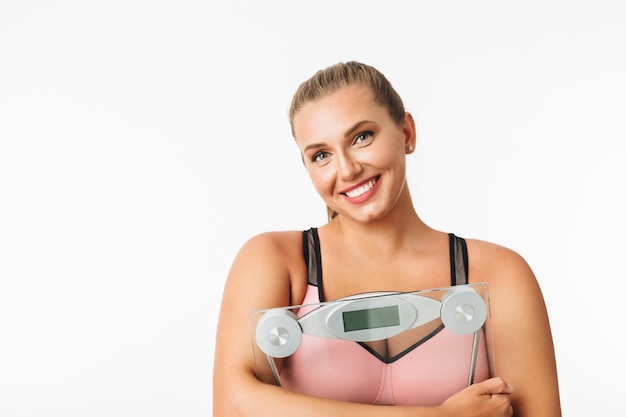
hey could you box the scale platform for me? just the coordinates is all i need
[248,283,495,402]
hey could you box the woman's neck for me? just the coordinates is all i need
[326,210,434,256]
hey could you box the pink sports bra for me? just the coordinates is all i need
[278,228,491,406]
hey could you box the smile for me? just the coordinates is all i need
[344,177,378,198]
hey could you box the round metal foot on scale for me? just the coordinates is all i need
[440,287,487,335]
[255,309,302,358]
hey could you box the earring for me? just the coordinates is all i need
[406,144,414,153]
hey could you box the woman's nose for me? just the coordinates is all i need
[337,151,362,180]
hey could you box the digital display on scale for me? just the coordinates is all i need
[342,305,400,332]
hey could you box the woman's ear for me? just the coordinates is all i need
[403,112,417,154]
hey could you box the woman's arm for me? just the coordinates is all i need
[469,240,562,417]
[213,232,515,417]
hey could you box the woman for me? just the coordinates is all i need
[213,61,561,416]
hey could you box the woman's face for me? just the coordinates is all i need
[292,85,415,223]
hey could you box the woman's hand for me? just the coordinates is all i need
[439,377,514,417]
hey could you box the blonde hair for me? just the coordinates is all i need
[289,61,406,220]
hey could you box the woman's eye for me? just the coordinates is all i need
[354,131,374,145]
[312,151,329,162]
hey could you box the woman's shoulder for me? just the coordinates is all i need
[463,237,535,284]
[463,237,545,321]
[226,229,310,308]
[239,229,305,255]
[464,237,525,260]
[232,229,307,276]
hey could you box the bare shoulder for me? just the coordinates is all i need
[464,238,550,359]
[237,230,303,259]
[463,237,545,315]
[464,238,535,285]
[226,230,308,309]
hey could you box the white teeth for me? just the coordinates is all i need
[345,179,377,198]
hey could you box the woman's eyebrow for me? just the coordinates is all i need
[343,120,373,139]
[303,142,326,153]
[303,120,374,153]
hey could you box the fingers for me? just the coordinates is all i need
[473,376,514,395]
[474,377,514,417]
[440,377,514,417]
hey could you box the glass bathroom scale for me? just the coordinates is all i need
[248,283,495,396]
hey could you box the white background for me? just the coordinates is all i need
[1,1,625,416]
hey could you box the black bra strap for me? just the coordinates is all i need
[303,228,324,301]
[448,233,469,286]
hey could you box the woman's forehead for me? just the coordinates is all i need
[293,86,386,140]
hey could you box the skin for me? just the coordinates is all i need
[213,85,561,417]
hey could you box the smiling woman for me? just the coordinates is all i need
[212,61,562,417]
[293,82,412,223]
[290,63,409,221]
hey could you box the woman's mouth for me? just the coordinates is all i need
[344,177,379,198]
